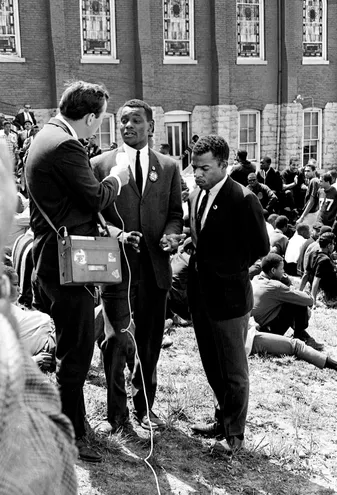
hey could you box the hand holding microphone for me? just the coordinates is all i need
[108,151,130,187]
[118,231,142,253]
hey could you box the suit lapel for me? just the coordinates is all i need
[142,150,161,200]
[202,176,234,231]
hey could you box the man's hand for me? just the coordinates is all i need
[32,352,54,369]
[160,233,186,252]
[118,231,142,252]
[181,190,189,202]
[108,163,130,187]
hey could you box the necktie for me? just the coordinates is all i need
[196,190,210,235]
[135,150,143,194]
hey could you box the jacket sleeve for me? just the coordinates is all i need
[277,284,314,307]
[245,192,270,265]
[163,162,184,236]
[54,140,118,213]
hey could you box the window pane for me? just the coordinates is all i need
[240,114,248,128]
[164,0,190,57]
[303,0,323,57]
[82,0,112,56]
[311,112,318,125]
[303,111,320,167]
[240,129,248,143]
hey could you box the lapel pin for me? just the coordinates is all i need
[149,170,158,182]
[213,204,218,210]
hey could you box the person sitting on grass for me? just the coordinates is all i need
[284,222,310,276]
[269,215,289,257]
[247,318,337,371]
[299,232,337,309]
[3,264,56,371]
[252,253,324,351]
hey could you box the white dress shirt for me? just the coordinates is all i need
[23,111,33,124]
[123,142,149,194]
[197,175,228,230]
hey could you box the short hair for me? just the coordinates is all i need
[248,173,257,180]
[322,172,333,184]
[160,143,170,150]
[304,163,316,172]
[192,135,229,163]
[192,134,199,143]
[267,213,278,228]
[296,223,310,237]
[275,215,288,230]
[261,253,283,274]
[59,80,109,120]
[237,149,248,161]
[2,264,16,282]
[110,142,118,150]
[329,169,337,180]
[318,232,336,248]
[261,156,271,165]
[24,120,32,125]
[122,98,153,122]
[289,156,298,166]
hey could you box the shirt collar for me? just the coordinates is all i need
[208,174,227,196]
[56,113,78,140]
[123,142,149,157]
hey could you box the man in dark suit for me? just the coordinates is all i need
[91,99,184,434]
[25,80,130,462]
[13,104,37,130]
[188,135,269,453]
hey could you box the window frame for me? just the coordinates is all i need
[236,0,267,65]
[80,0,119,64]
[163,0,197,65]
[96,113,115,152]
[238,110,260,163]
[302,108,322,168]
[302,0,329,65]
[0,0,25,63]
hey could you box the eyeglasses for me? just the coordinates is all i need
[24,106,31,110]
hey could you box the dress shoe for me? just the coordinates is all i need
[162,334,173,349]
[76,437,102,463]
[304,336,324,351]
[136,410,166,430]
[172,313,192,327]
[212,436,245,456]
[191,421,226,439]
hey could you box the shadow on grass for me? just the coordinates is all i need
[76,422,334,495]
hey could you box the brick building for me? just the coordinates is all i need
[0,0,336,169]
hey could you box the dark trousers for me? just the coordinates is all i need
[37,276,95,438]
[262,303,309,340]
[101,252,167,426]
[188,265,249,438]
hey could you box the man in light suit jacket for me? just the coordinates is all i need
[188,135,269,453]
[92,99,184,434]
[25,81,130,463]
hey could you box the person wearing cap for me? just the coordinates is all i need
[247,173,278,214]
[13,103,37,130]
[252,253,323,351]
[300,232,337,308]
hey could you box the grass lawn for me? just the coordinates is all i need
[76,299,337,495]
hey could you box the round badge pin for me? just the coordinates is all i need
[213,204,218,210]
[149,171,158,182]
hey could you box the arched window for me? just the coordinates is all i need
[302,0,328,64]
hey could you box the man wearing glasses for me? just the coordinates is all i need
[13,104,37,131]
